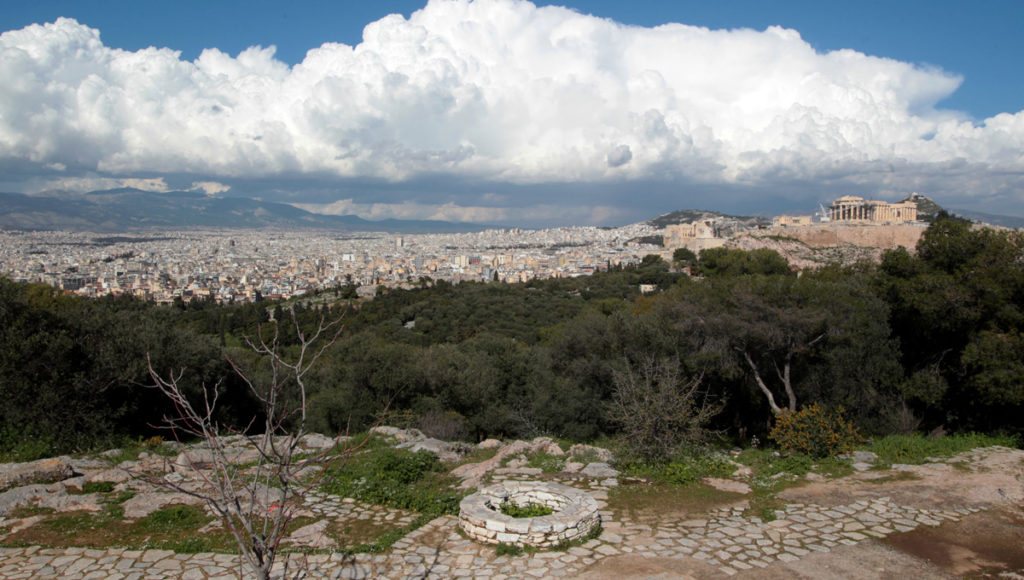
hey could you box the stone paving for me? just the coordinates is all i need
[0,482,984,579]
[3,439,1017,578]
[302,491,418,528]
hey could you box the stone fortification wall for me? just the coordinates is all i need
[459,481,600,548]
[755,223,926,250]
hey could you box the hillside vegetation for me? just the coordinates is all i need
[1,215,1021,462]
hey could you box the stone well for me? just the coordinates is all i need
[458,481,600,548]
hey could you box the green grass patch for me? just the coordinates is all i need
[322,447,465,516]
[500,502,554,518]
[495,542,524,557]
[736,448,852,478]
[1,502,234,553]
[526,451,565,474]
[82,481,116,494]
[621,452,735,486]
[866,433,1022,468]
[141,504,209,533]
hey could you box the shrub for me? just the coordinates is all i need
[769,404,861,458]
[608,357,722,462]
[142,435,165,449]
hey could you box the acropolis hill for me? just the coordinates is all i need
[664,194,934,269]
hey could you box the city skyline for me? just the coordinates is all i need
[2,0,1022,227]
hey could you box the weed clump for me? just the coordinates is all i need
[323,446,464,516]
[499,502,554,518]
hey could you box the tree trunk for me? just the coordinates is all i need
[742,350,782,414]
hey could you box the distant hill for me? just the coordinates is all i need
[646,209,770,229]
[949,209,1024,229]
[898,193,1021,228]
[0,189,486,234]
[902,193,946,222]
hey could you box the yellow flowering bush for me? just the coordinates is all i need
[769,404,861,458]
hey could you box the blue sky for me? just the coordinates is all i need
[1,0,1022,226]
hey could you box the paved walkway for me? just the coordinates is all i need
[0,485,980,579]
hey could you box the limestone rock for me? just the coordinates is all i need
[68,457,110,472]
[529,437,565,456]
[370,426,425,443]
[841,450,879,465]
[0,484,49,516]
[37,492,104,512]
[732,466,754,478]
[286,520,337,549]
[397,437,462,462]
[477,439,503,450]
[173,447,259,469]
[299,433,339,450]
[504,457,528,469]
[580,462,619,479]
[122,492,205,519]
[0,458,76,492]
[567,444,614,463]
[58,475,88,491]
[702,477,752,494]
[89,468,135,484]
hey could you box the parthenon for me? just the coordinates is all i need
[828,196,918,224]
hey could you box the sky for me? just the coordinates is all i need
[1,0,1022,227]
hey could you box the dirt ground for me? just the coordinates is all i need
[579,447,1024,580]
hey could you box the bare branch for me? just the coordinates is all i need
[143,309,345,580]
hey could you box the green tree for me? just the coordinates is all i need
[876,216,1024,431]
[697,247,791,277]
[672,247,698,267]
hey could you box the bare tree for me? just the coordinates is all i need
[147,312,352,580]
[609,356,722,461]
[736,332,825,415]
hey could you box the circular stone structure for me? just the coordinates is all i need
[458,481,600,548]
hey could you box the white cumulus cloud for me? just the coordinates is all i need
[1,0,1022,221]
[189,181,231,195]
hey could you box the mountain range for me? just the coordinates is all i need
[1,189,1020,233]
[0,189,488,234]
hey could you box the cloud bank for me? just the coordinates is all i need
[1,0,1022,224]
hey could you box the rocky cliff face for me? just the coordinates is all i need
[728,223,928,269]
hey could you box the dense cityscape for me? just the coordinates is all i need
[0,223,662,303]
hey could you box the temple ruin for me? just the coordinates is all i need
[828,196,918,224]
